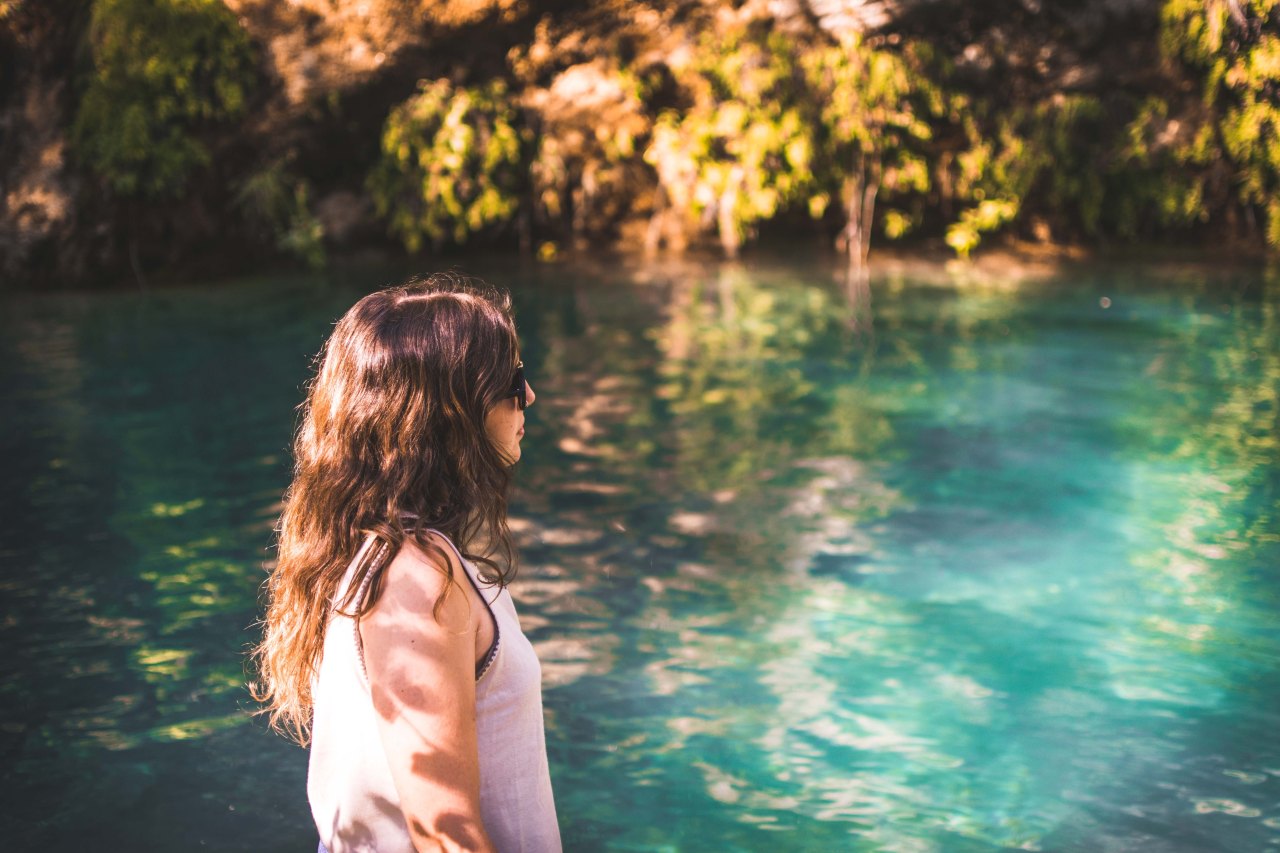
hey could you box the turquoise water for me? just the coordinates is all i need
[1,258,1277,851]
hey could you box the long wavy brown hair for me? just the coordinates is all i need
[252,272,523,744]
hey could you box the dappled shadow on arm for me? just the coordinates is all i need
[408,809,482,853]
[355,537,495,852]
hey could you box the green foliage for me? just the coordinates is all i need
[72,0,255,198]
[234,158,326,269]
[1036,96,1109,233]
[1113,97,1209,235]
[881,209,916,239]
[942,94,1108,254]
[368,79,523,251]
[801,39,1113,257]
[801,36,938,244]
[1144,0,1280,246]
[945,199,1019,258]
[61,0,1280,269]
[645,26,814,255]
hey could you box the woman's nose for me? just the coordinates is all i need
[525,381,536,408]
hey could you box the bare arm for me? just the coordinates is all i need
[361,538,496,853]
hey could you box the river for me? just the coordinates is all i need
[2,255,1277,851]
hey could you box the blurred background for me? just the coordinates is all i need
[2,1,1280,851]
[2,0,1280,282]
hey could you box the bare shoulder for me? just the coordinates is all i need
[366,532,472,631]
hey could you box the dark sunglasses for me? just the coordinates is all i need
[508,360,527,409]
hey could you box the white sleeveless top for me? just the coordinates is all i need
[308,532,562,853]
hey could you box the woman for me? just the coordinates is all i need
[253,273,562,853]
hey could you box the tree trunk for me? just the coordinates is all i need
[838,153,879,332]
[840,154,880,271]
[858,160,880,268]
[718,166,743,259]
[840,163,861,268]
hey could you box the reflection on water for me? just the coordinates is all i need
[1,261,1278,851]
